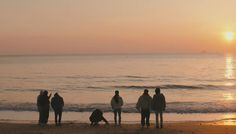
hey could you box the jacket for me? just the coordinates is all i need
[136,94,152,111]
[111,96,124,109]
[152,93,166,112]
[51,95,64,110]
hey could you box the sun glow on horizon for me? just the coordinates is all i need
[225,32,234,41]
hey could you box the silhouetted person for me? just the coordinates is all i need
[89,109,109,126]
[136,89,152,128]
[51,93,64,126]
[152,88,166,128]
[41,90,51,125]
[37,90,44,125]
[110,90,123,126]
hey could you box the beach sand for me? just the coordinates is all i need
[1,121,236,134]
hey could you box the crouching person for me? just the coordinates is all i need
[51,93,64,126]
[89,109,109,126]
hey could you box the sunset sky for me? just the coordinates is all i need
[0,0,236,55]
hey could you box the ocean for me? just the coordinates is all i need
[0,54,236,122]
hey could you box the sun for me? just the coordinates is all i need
[225,32,234,41]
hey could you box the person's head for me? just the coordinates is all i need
[155,88,160,94]
[115,90,119,96]
[144,89,149,95]
[43,90,48,96]
[54,92,59,97]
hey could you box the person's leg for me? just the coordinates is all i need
[59,109,62,125]
[118,109,121,126]
[38,107,43,125]
[146,109,150,128]
[45,106,49,124]
[160,111,163,128]
[41,107,46,125]
[141,109,145,127]
[54,111,58,125]
[155,111,159,128]
[114,109,117,125]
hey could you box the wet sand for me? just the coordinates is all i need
[1,121,236,134]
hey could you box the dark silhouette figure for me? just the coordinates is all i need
[152,88,166,128]
[51,93,64,126]
[40,90,51,125]
[136,89,152,128]
[89,109,109,126]
[37,90,44,125]
[110,90,123,126]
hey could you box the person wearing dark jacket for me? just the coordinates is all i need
[37,90,44,125]
[41,90,51,125]
[152,88,166,128]
[136,89,152,128]
[51,93,64,126]
[89,109,109,126]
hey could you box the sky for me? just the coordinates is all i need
[0,0,236,55]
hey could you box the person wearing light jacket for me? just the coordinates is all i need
[110,90,124,126]
[136,89,152,128]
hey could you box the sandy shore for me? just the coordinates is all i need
[1,121,236,134]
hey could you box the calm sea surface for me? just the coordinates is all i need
[0,54,236,114]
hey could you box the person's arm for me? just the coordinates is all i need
[136,97,141,112]
[61,97,64,107]
[101,116,109,125]
[163,95,166,110]
[48,93,52,99]
[110,98,114,109]
[151,95,155,110]
[120,97,124,106]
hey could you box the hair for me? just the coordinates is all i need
[144,89,149,94]
[44,90,48,95]
[155,88,160,94]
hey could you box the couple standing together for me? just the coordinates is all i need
[37,90,64,126]
[110,88,166,128]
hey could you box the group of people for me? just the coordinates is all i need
[37,90,64,126]
[89,88,166,128]
[37,88,166,129]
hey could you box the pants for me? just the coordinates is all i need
[113,108,121,125]
[141,109,150,127]
[38,106,43,124]
[41,105,49,124]
[54,109,62,125]
[155,111,163,128]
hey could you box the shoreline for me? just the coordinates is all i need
[1,121,236,134]
[1,111,236,124]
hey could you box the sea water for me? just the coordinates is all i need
[0,54,236,122]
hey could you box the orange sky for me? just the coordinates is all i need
[0,0,236,55]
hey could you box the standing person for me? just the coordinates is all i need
[136,89,152,128]
[51,93,64,126]
[37,90,44,125]
[152,88,166,128]
[89,109,109,126]
[41,90,51,125]
[110,90,124,126]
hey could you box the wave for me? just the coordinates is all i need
[1,101,236,113]
[113,84,224,90]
